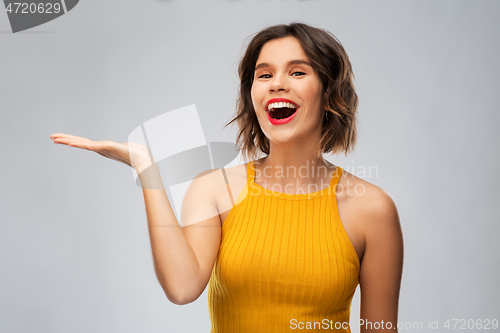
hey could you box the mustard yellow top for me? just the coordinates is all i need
[208,161,360,332]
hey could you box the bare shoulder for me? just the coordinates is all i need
[180,168,221,227]
[211,162,249,217]
[340,172,404,324]
[219,161,248,184]
[337,170,401,239]
[181,162,249,224]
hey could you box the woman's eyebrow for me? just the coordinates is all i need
[288,59,312,67]
[254,59,312,71]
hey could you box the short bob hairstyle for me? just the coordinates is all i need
[225,22,358,161]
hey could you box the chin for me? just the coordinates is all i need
[265,131,300,146]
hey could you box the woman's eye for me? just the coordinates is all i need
[291,71,306,76]
[258,74,271,79]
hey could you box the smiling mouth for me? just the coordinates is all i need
[267,102,298,119]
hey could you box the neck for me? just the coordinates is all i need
[254,135,334,192]
[261,127,328,168]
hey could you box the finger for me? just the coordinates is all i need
[70,141,107,151]
[53,137,98,145]
[54,139,104,151]
[52,138,131,165]
[52,138,87,145]
[50,133,93,141]
[50,133,66,139]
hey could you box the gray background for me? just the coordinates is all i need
[1,0,499,332]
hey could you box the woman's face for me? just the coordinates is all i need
[251,36,323,149]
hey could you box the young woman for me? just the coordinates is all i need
[50,23,403,332]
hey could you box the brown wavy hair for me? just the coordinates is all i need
[224,22,358,161]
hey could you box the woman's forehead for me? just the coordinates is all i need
[256,37,310,66]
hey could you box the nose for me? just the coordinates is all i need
[269,73,289,92]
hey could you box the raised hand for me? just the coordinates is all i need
[49,133,153,174]
[50,131,225,306]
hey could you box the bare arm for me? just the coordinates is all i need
[141,164,221,305]
[359,189,404,332]
[50,133,222,305]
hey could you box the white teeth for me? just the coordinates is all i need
[267,102,297,111]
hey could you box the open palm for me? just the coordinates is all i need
[50,133,152,173]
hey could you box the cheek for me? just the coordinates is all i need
[302,83,324,122]
[250,84,259,107]
[309,82,323,108]
[250,85,264,125]
[251,83,266,110]
[250,86,256,106]
[303,85,321,107]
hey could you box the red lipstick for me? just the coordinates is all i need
[265,98,299,125]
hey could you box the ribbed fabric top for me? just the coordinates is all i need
[208,161,360,332]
